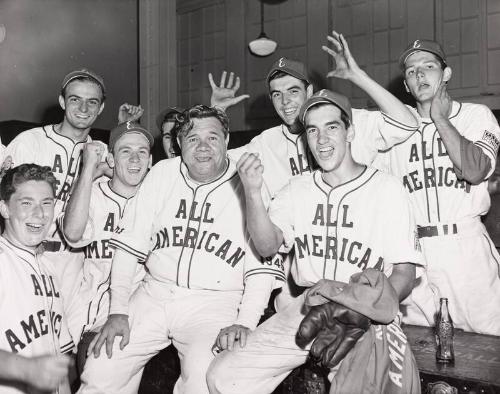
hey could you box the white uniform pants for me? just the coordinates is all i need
[78,279,241,394]
[208,294,328,394]
[402,218,500,335]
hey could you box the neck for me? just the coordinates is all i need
[321,157,364,188]
[285,121,304,135]
[415,100,432,118]
[58,119,91,142]
[109,178,139,198]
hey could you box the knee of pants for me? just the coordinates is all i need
[206,354,229,394]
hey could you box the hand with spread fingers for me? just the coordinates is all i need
[322,30,363,81]
[209,71,250,112]
[296,301,370,368]
[213,324,251,353]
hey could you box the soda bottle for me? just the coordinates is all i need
[436,297,455,363]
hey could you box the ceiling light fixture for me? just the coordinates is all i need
[248,1,277,57]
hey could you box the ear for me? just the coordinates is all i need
[442,66,452,83]
[225,133,230,148]
[58,95,66,111]
[306,84,314,98]
[148,155,153,169]
[346,125,355,143]
[106,152,115,169]
[97,102,105,116]
[403,80,410,93]
[0,200,9,220]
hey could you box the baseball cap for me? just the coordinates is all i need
[299,89,352,125]
[266,57,311,85]
[61,68,106,94]
[156,106,184,131]
[399,39,447,69]
[108,121,154,152]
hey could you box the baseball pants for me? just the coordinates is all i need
[78,279,241,394]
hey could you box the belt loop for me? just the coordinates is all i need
[452,223,458,234]
[443,224,448,235]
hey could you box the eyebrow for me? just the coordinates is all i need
[270,85,303,95]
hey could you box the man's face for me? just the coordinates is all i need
[305,104,353,174]
[111,132,151,188]
[269,75,310,126]
[179,117,228,183]
[162,121,177,159]
[403,51,449,103]
[0,180,54,250]
[59,80,104,130]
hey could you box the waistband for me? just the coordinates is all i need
[417,217,483,239]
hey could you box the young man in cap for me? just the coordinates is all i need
[371,39,500,335]
[0,163,74,394]
[156,107,184,159]
[58,122,153,363]
[207,89,422,393]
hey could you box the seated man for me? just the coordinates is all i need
[58,122,154,362]
[207,90,423,393]
[0,164,73,393]
[77,105,284,394]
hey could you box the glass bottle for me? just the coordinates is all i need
[436,297,455,363]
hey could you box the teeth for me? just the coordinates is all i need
[319,147,333,152]
[284,108,296,115]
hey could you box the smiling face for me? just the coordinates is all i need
[269,75,311,127]
[0,180,55,250]
[162,121,177,159]
[403,51,451,104]
[109,132,151,193]
[59,80,105,131]
[179,117,228,183]
[305,104,353,174]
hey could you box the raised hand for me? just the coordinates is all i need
[430,81,452,123]
[209,71,250,112]
[237,152,264,195]
[322,31,362,80]
[118,103,144,124]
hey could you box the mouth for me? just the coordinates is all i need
[26,223,45,233]
[417,82,431,91]
[283,107,298,117]
[195,156,212,163]
[127,166,143,174]
[317,146,334,160]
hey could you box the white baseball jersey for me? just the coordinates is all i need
[229,109,419,197]
[0,236,73,394]
[373,102,500,335]
[109,157,285,320]
[58,180,144,342]
[269,167,423,287]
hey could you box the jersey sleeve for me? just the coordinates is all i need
[379,175,425,276]
[58,315,75,355]
[109,162,167,262]
[4,132,41,167]
[268,182,295,253]
[351,108,419,165]
[460,104,500,178]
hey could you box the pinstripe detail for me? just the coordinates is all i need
[381,113,419,131]
[109,238,148,262]
[484,233,500,278]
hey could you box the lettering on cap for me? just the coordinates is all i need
[278,57,286,67]
[413,40,422,49]
[125,121,133,130]
[318,89,328,97]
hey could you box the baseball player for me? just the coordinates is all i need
[156,106,184,158]
[77,105,284,394]
[224,32,419,311]
[58,122,154,354]
[372,39,500,335]
[0,163,74,394]
[207,89,423,394]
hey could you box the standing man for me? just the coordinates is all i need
[156,107,184,158]
[77,105,284,394]
[59,122,153,356]
[372,40,500,335]
[207,90,422,393]
[0,164,73,394]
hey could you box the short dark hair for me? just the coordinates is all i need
[304,102,351,129]
[268,71,310,90]
[60,76,106,103]
[175,105,229,141]
[0,164,57,202]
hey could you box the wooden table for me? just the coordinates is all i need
[403,324,500,393]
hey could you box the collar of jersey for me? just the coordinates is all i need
[47,124,91,147]
[418,101,460,125]
[180,157,235,190]
[313,166,373,195]
[0,236,39,259]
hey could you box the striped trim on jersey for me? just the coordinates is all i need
[381,112,420,132]
[109,238,149,262]
[244,267,286,282]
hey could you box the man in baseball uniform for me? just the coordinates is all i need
[372,39,500,335]
[58,122,153,357]
[77,105,285,394]
[207,89,422,394]
[0,164,74,394]
[156,106,184,159]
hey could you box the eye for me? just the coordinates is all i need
[328,124,339,131]
[406,69,415,76]
[290,89,299,95]
[271,92,281,99]
[88,99,100,107]
[163,135,171,140]
[21,201,31,206]
[187,136,197,143]
[307,128,317,134]
[43,200,54,207]
[69,97,79,103]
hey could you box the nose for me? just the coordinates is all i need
[196,139,210,151]
[32,203,45,219]
[129,151,140,162]
[79,100,89,113]
[317,128,329,144]
[415,66,425,79]
[281,92,291,106]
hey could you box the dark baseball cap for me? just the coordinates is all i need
[266,57,311,85]
[108,121,154,151]
[61,68,106,94]
[299,89,352,125]
[399,39,447,69]
[156,107,184,131]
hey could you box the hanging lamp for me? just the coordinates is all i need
[248,1,277,57]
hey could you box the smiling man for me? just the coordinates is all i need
[207,90,422,394]
[0,164,73,394]
[58,122,153,362]
[373,40,500,335]
[77,105,284,394]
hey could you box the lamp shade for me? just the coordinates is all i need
[248,32,277,57]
